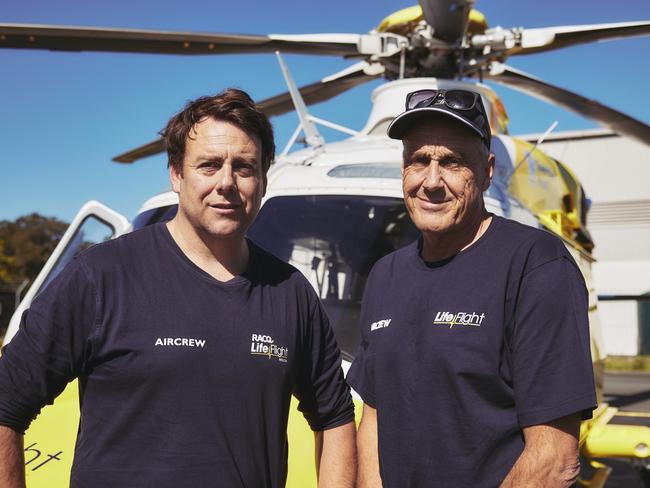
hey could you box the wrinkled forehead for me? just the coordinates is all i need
[402,118,484,155]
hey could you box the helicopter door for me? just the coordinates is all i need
[3,200,129,345]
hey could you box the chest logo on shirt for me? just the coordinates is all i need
[155,337,206,347]
[370,318,392,331]
[250,333,289,362]
[433,311,486,329]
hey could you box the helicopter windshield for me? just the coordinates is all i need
[248,195,419,360]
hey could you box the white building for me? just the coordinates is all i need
[520,129,650,356]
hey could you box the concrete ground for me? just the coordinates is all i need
[604,372,650,412]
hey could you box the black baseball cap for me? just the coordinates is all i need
[387,89,491,149]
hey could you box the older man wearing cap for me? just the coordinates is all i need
[347,89,596,488]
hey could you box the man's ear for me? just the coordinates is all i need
[482,152,496,192]
[170,164,183,194]
[401,144,408,177]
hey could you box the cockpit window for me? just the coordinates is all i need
[248,195,419,360]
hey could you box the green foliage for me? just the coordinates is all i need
[0,214,68,292]
[0,240,15,287]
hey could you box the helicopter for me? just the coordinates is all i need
[2,0,650,486]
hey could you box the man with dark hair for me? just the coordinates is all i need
[348,89,596,487]
[0,88,356,487]
[163,90,276,174]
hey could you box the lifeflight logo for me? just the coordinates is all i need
[250,333,288,362]
[433,311,485,329]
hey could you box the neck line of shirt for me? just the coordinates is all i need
[414,214,501,270]
[156,222,255,288]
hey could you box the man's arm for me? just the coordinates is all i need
[314,421,356,488]
[357,403,382,488]
[0,426,25,488]
[500,413,581,488]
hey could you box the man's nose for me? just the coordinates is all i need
[422,162,443,191]
[215,164,236,192]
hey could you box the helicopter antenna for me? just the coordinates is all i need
[398,42,407,79]
[275,51,325,151]
[507,120,559,183]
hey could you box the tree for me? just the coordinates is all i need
[0,214,68,292]
[0,240,15,288]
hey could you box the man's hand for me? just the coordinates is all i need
[0,425,25,488]
[357,403,382,488]
[500,413,582,488]
[314,421,356,488]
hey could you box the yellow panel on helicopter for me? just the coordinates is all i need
[506,137,593,250]
[285,396,362,487]
[377,5,488,36]
[23,382,79,486]
[508,140,568,213]
[507,139,572,235]
[377,6,424,34]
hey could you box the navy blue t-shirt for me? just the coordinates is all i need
[0,223,354,487]
[347,216,596,488]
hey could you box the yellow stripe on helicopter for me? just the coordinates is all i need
[377,5,488,36]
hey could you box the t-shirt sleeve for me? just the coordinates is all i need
[0,256,97,433]
[510,254,597,427]
[293,293,355,431]
[345,294,376,408]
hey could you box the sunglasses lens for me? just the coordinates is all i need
[445,90,477,110]
[407,90,438,109]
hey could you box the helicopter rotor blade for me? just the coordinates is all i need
[0,23,364,56]
[112,62,383,163]
[508,21,650,56]
[112,139,165,165]
[258,61,383,116]
[472,21,650,58]
[485,63,650,147]
[418,0,475,43]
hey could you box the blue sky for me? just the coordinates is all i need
[2,0,649,222]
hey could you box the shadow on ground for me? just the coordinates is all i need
[608,388,650,409]
[596,458,649,488]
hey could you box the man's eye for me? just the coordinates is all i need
[236,164,256,176]
[440,158,463,168]
[406,158,428,168]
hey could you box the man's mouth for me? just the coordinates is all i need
[209,203,240,209]
[416,197,450,207]
[209,202,241,213]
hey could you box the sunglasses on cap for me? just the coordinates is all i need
[390,88,491,149]
[405,89,481,112]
